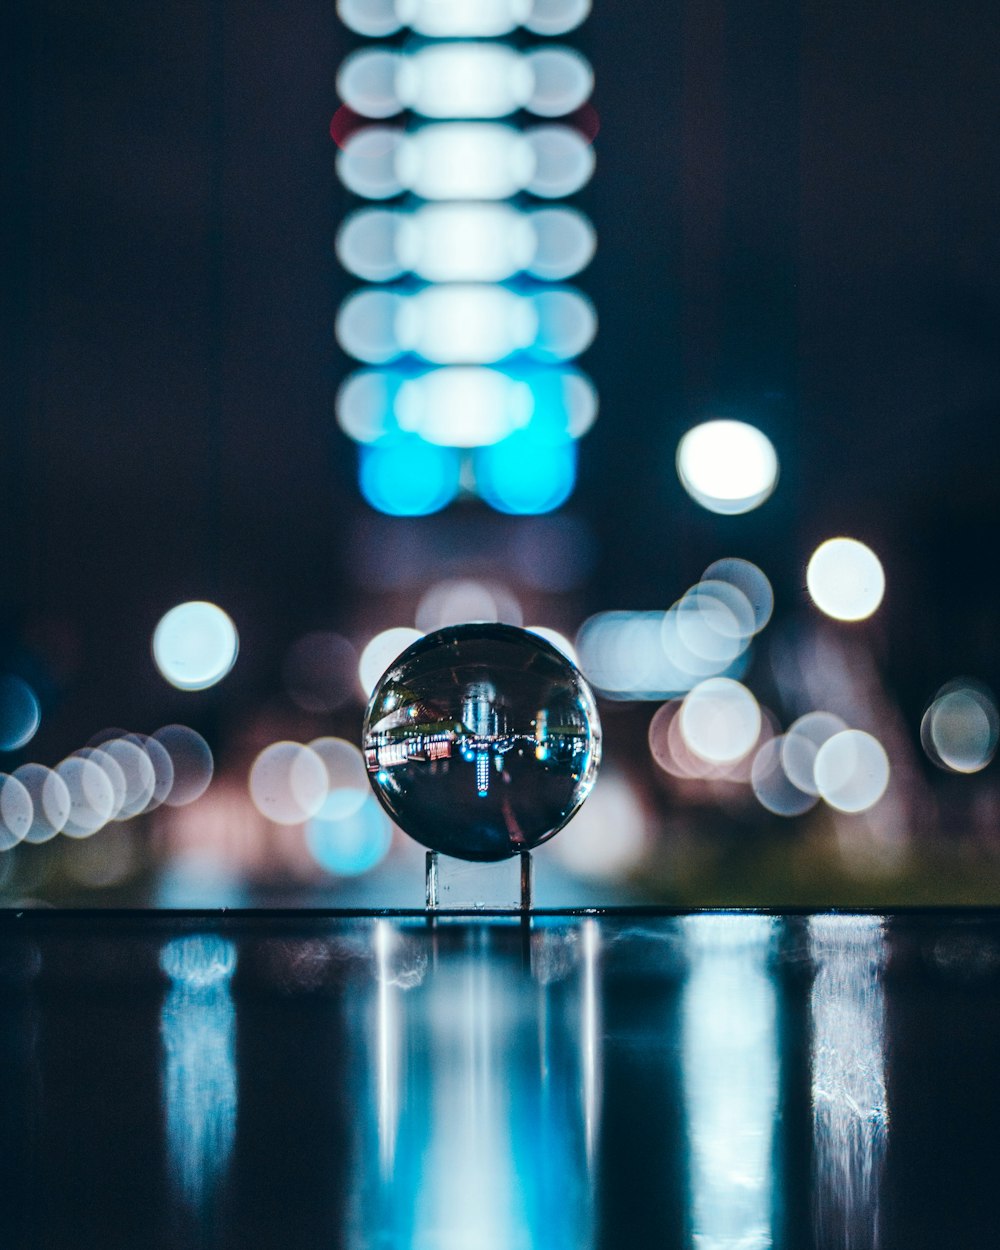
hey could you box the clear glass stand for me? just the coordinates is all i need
[425,850,533,912]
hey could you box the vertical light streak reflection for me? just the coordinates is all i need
[160,934,237,1210]
[374,919,399,1177]
[413,936,529,1250]
[681,914,779,1250]
[809,915,888,1249]
[581,917,602,1167]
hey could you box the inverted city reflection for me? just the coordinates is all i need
[682,914,779,1250]
[363,624,600,861]
[809,916,888,1250]
[160,935,238,1212]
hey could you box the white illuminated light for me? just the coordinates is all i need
[549,771,645,879]
[806,538,885,622]
[398,124,535,200]
[525,0,591,36]
[814,729,890,813]
[337,127,405,200]
[680,678,762,764]
[337,48,401,118]
[524,47,594,117]
[249,742,328,826]
[397,0,531,38]
[751,737,818,817]
[523,125,595,197]
[702,558,774,634]
[396,369,533,446]
[526,625,578,664]
[809,916,887,1248]
[922,681,999,774]
[0,775,33,851]
[337,209,406,282]
[677,419,779,515]
[683,916,779,1250]
[360,628,424,697]
[527,207,596,279]
[397,204,535,282]
[395,285,538,364]
[337,0,401,38]
[12,763,71,844]
[153,601,239,692]
[781,711,848,796]
[397,43,532,118]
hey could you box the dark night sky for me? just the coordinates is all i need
[3,0,999,759]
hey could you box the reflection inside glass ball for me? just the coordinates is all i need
[363,623,601,861]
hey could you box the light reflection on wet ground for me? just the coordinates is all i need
[0,909,999,1249]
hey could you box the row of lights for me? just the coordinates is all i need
[0,726,212,850]
[334,0,597,515]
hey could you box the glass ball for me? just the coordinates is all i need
[363,623,601,861]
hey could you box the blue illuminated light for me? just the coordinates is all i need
[307,791,393,876]
[360,437,460,516]
[476,434,577,515]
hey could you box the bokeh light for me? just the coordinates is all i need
[397,203,534,281]
[522,124,595,197]
[397,124,534,200]
[0,675,41,752]
[359,627,424,698]
[153,601,239,691]
[781,711,848,796]
[921,680,999,774]
[814,730,890,813]
[153,725,214,807]
[475,433,576,514]
[395,0,531,37]
[13,763,71,844]
[676,420,779,515]
[76,747,127,821]
[396,43,532,118]
[337,0,401,38]
[95,737,156,819]
[806,538,885,622]
[249,742,329,826]
[680,678,762,764]
[336,127,405,199]
[360,438,460,515]
[526,626,578,664]
[547,770,646,881]
[0,774,33,851]
[56,753,116,838]
[702,559,774,634]
[308,736,370,801]
[750,737,818,817]
[306,791,392,876]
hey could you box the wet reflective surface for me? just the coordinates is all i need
[363,623,601,860]
[1,908,1000,1249]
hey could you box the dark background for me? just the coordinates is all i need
[2,0,999,900]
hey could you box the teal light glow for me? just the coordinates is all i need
[360,437,460,516]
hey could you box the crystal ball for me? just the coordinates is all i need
[363,623,602,862]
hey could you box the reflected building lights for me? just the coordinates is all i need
[681,915,779,1250]
[581,917,601,1166]
[809,916,888,1250]
[160,935,238,1212]
[335,1,596,515]
[374,920,400,1177]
